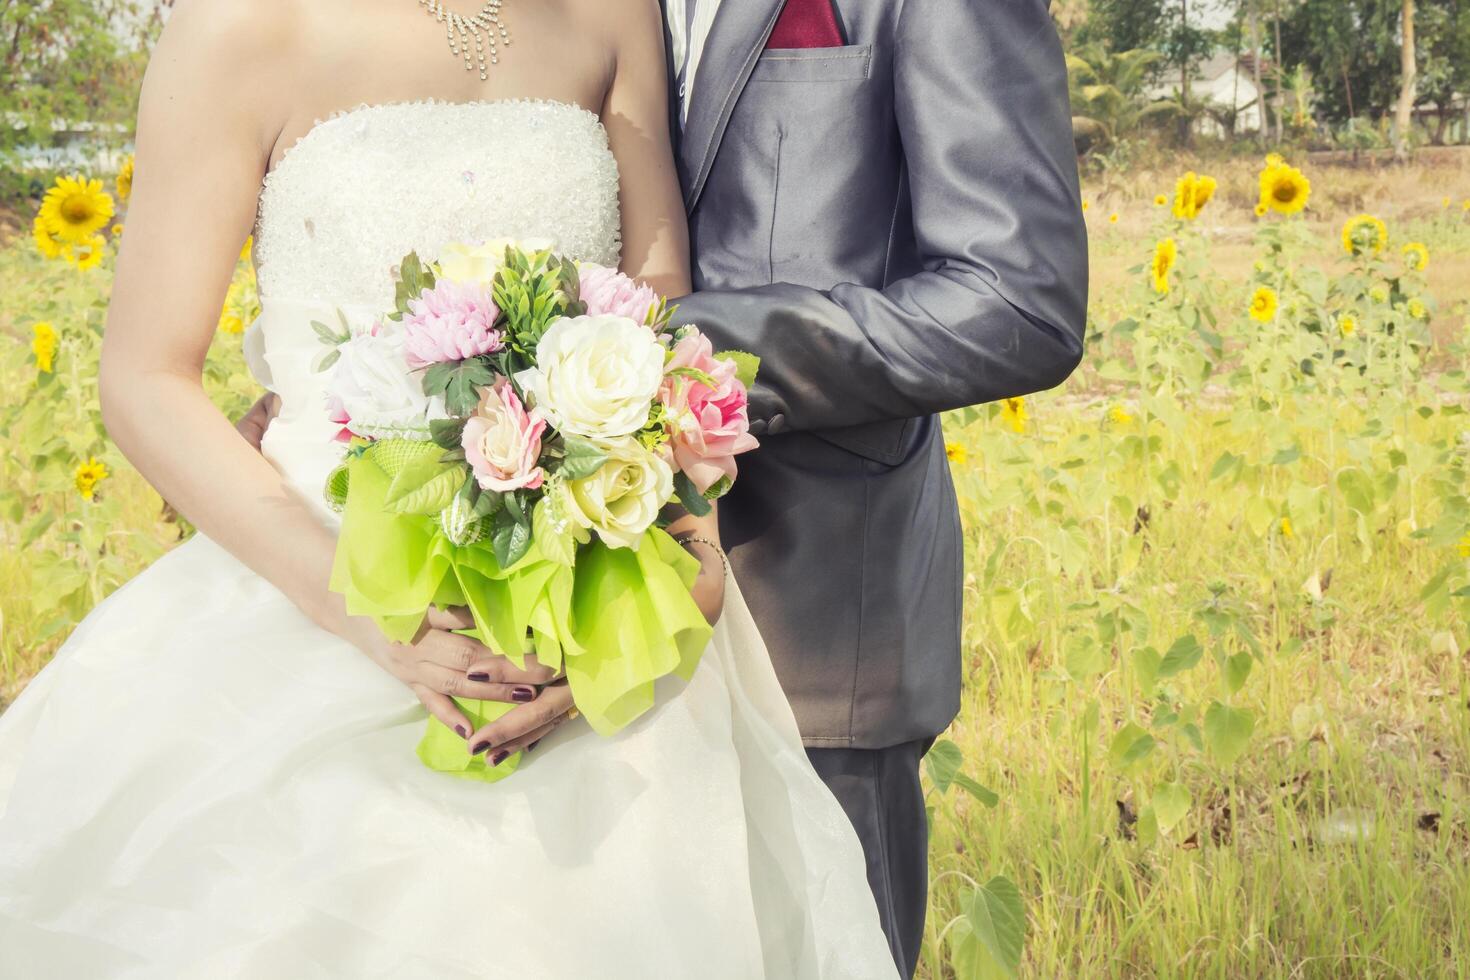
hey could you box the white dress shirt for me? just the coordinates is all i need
[665,0,722,127]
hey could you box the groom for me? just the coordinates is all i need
[238,1,1085,974]
[659,0,1085,974]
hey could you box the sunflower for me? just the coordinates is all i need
[116,154,134,203]
[1370,284,1389,304]
[1107,404,1133,425]
[74,457,110,501]
[1172,171,1217,221]
[1248,286,1279,323]
[1154,194,1168,207]
[1257,159,1311,215]
[31,322,59,374]
[1253,202,1268,218]
[1108,212,1119,224]
[32,215,66,259]
[1150,237,1178,295]
[1341,214,1388,256]
[944,441,968,465]
[1082,199,1091,213]
[1265,152,1285,167]
[65,235,107,271]
[1338,314,1357,336]
[218,275,259,334]
[1000,396,1028,433]
[111,223,124,238]
[1279,516,1294,539]
[1408,298,1427,320]
[1402,242,1429,272]
[239,236,254,262]
[37,175,115,245]
[1459,530,1470,558]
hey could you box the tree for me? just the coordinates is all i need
[1066,42,1172,150]
[1394,0,1417,157]
[0,0,161,156]
[1081,0,1170,51]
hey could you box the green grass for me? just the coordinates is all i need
[3,156,1470,978]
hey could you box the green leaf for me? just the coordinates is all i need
[1203,701,1254,768]
[674,471,712,517]
[1132,646,1162,694]
[1152,781,1191,836]
[722,350,761,391]
[951,876,1026,979]
[383,457,462,516]
[531,498,576,566]
[953,773,1000,808]
[924,738,964,794]
[492,515,533,569]
[430,417,467,450]
[558,435,610,481]
[1157,634,1203,678]
[1224,651,1253,694]
[1108,722,1155,770]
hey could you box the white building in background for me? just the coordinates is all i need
[1147,53,1265,138]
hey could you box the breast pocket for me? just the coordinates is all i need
[749,44,873,83]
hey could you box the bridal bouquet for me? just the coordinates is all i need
[317,240,758,782]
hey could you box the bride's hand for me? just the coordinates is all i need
[346,605,558,740]
[235,392,280,451]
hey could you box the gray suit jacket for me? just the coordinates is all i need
[664,0,1088,748]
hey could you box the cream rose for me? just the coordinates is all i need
[434,237,558,285]
[514,314,665,439]
[563,436,673,550]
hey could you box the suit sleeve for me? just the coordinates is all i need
[670,0,1088,434]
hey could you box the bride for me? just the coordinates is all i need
[0,0,898,976]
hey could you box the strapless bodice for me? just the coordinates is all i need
[243,98,623,519]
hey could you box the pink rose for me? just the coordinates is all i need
[658,330,759,495]
[578,264,661,326]
[462,378,547,493]
[401,279,503,369]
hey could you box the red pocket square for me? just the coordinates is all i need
[766,0,846,49]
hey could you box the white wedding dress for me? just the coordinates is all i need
[0,100,897,979]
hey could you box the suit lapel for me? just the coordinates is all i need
[656,0,682,161]
[678,0,786,213]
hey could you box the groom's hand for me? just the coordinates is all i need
[236,392,280,450]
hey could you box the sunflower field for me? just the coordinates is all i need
[2,150,1469,978]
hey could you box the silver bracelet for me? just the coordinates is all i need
[674,533,729,577]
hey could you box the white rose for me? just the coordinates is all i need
[435,237,559,285]
[325,325,445,439]
[514,315,665,439]
[563,436,674,550]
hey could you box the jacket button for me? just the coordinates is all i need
[749,419,768,436]
[766,413,787,434]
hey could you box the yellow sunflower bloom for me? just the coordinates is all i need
[1082,199,1091,213]
[1107,404,1133,425]
[1280,516,1294,539]
[1248,286,1279,323]
[1338,314,1357,336]
[1265,152,1285,167]
[1257,159,1311,215]
[1370,284,1389,304]
[1458,530,1470,558]
[1172,171,1218,221]
[1108,212,1119,224]
[1342,214,1388,256]
[38,175,115,245]
[1407,298,1427,320]
[31,322,59,374]
[64,235,108,272]
[1463,199,1470,211]
[1154,194,1168,207]
[1150,237,1178,295]
[32,214,66,259]
[944,441,968,465]
[74,457,110,501]
[1000,397,1028,433]
[1402,242,1429,272]
[218,275,260,334]
[111,223,125,238]
[116,154,134,203]
[240,236,254,262]
[1443,197,1452,209]
[1254,202,1268,217]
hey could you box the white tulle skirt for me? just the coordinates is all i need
[0,533,897,979]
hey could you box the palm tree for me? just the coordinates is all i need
[1066,43,1170,151]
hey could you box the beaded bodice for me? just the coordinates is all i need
[254,98,622,305]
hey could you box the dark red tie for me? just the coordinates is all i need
[766,0,845,48]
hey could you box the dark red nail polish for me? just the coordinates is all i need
[527,738,542,753]
[490,750,510,766]
[454,725,468,738]
[512,686,535,702]
[471,741,491,756]
[468,672,490,683]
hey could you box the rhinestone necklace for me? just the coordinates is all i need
[417,0,512,81]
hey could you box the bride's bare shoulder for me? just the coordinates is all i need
[158,0,304,54]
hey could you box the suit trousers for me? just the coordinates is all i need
[806,736,935,979]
